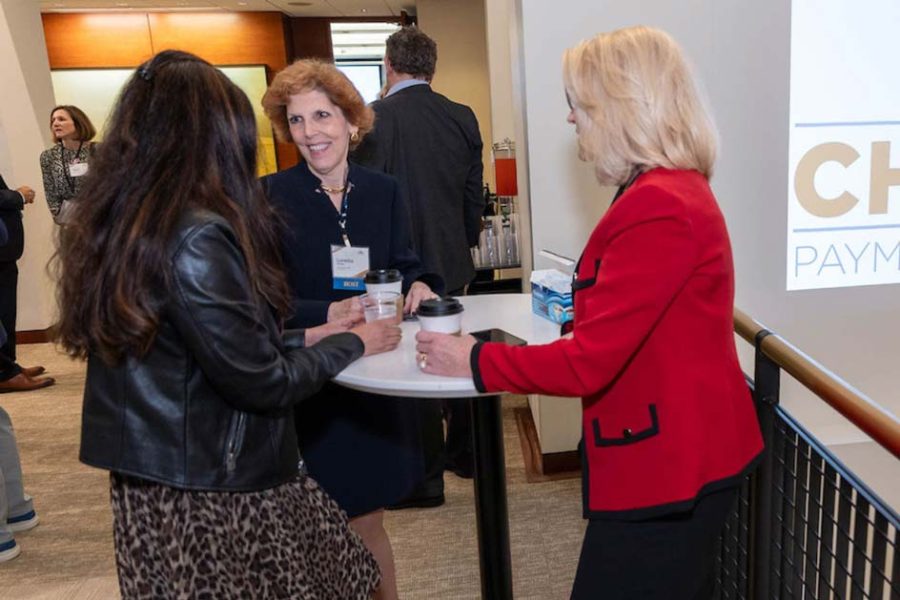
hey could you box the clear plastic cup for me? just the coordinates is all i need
[360,291,402,324]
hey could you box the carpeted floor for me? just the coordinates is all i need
[0,343,585,599]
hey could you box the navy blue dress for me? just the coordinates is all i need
[262,161,443,517]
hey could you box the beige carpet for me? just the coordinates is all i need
[0,343,585,599]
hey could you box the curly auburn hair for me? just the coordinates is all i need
[262,59,374,147]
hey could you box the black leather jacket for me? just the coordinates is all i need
[79,210,364,491]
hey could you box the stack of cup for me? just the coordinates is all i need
[417,297,464,335]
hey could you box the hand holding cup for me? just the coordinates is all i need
[415,330,476,377]
[352,319,402,356]
[328,296,364,325]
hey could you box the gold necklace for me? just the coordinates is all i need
[320,182,346,194]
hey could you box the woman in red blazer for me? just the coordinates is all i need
[416,26,763,599]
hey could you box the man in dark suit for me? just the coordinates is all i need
[353,26,485,507]
[0,174,54,393]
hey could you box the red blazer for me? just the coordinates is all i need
[473,168,763,519]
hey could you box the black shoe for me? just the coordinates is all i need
[447,464,474,479]
[386,493,445,510]
[446,455,475,479]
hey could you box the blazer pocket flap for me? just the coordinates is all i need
[592,404,659,447]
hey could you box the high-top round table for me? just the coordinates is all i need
[334,293,560,600]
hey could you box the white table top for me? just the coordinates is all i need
[333,293,561,398]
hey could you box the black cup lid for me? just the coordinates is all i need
[365,269,402,284]
[417,297,464,317]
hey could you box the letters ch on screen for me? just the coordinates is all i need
[795,141,900,217]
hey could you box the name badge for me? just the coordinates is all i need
[69,161,88,177]
[331,244,370,290]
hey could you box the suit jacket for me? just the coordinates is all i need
[0,175,24,263]
[472,168,763,519]
[352,84,484,293]
[262,161,444,328]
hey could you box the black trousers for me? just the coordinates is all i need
[413,286,474,497]
[416,397,474,496]
[0,261,17,362]
[571,487,738,600]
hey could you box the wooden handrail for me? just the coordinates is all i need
[734,307,900,460]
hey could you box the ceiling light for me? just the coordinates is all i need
[360,8,367,13]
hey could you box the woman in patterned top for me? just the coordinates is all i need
[39,105,96,223]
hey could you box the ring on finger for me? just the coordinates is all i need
[418,353,428,369]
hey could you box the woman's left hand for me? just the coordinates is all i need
[415,331,477,377]
[404,281,439,314]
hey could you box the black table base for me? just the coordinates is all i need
[471,394,514,600]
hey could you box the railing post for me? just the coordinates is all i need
[750,330,779,600]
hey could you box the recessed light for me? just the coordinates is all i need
[360,8,367,13]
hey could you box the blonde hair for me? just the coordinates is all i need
[262,59,374,147]
[562,26,718,185]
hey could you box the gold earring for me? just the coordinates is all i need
[350,131,360,142]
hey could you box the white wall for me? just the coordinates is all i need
[418,0,494,189]
[512,0,898,488]
[0,0,57,332]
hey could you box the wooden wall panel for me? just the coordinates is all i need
[288,17,333,62]
[147,12,288,71]
[43,11,297,169]
[43,13,154,68]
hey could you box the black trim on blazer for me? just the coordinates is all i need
[470,341,487,393]
[592,404,659,447]
[582,449,764,521]
[572,259,602,291]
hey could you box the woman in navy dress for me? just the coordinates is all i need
[262,60,443,600]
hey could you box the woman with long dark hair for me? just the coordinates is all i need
[53,50,398,599]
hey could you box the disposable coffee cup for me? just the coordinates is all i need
[365,269,403,295]
[361,291,402,324]
[417,297,464,335]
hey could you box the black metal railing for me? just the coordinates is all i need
[715,311,900,599]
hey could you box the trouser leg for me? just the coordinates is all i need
[0,350,20,382]
[0,464,12,547]
[415,399,445,497]
[0,406,32,521]
[444,397,474,475]
[0,263,18,362]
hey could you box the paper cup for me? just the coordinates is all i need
[417,297,464,335]
[365,269,403,295]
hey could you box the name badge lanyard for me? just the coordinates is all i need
[336,181,355,247]
[62,141,85,194]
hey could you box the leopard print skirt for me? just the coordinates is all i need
[110,472,380,599]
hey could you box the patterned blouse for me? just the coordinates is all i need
[39,142,94,219]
